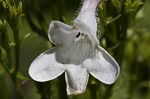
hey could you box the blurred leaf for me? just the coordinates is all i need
[124,0,132,13]
[0,0,7,9]
[132,1,143,10]
[3,0,24,30]
[0,46,7,61]
[0,66,10,99]
[0,64,5,78]
[16,72,27,80]
[0,20,3,30]
[111,0,121,8]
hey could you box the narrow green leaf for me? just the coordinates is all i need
[16,72,27,80]
[0,46,7,61]
[20,33,30,43]
[17,1,22,15]
[132,1,143,10]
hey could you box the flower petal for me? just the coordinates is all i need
[75,0,100,35]
[83,46,120,84]
[29,47,65,82]
[48,21,77,46]
[65,64,89,95]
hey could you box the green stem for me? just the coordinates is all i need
[58,74,68,99]
[12,29,24,99]
[12,0,16,8]
[102,84,114,99]
[12,29,20,86]
[36,82,51,99]
[89,83,97,99]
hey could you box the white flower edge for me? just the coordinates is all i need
[65,64,89,95]
[83,46,120,84]
[29,44,120,94]
[28,47,65,82]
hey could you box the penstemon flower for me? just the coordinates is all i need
[29,0,120,95]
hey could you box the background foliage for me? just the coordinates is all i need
[0,0,149,99]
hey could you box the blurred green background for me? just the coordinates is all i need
[0,0,150,99]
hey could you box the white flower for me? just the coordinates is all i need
[29,0,120,95]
